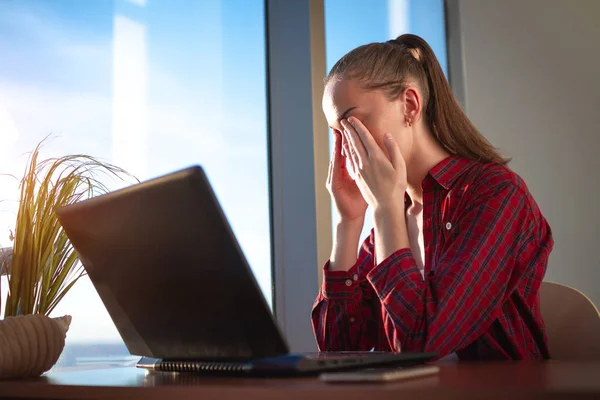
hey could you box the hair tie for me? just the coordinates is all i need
[387,39,422,62]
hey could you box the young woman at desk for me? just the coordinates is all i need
[312,34,554,360]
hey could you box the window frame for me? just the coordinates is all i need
[265,0,330,353]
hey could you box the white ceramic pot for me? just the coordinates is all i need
[0,314,71,379]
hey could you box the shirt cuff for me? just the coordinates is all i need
[321,257,370,300]
[366,248,423,298]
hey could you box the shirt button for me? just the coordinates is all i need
[446,222,452,230]
[345,279,352,287]
[349,317,356,323]
[353,274,359,281]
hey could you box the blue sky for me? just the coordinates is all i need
[0,0,446,345]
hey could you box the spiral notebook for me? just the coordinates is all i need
[56,166,436,376]
[136,352,435,376]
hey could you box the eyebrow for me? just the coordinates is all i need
[337,106,356,123]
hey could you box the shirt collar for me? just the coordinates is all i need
[427,155,474,190]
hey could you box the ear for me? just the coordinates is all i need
[402,87,422,125]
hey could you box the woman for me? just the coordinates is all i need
[312,34,553,360]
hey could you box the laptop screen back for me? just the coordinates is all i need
[56,166,288,360]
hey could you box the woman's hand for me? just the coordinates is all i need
[327,129,368,223]
[340,117,407,214]
[341,117,410,264]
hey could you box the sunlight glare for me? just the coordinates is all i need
[388,0,410,38]
[112,15,148,178]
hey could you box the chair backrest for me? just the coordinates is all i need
[540,281,600,360]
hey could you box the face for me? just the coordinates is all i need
[322,77,417,164]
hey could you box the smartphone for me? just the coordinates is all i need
[319,365,440,383]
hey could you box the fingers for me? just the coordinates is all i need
[346,117,378,155]
[340,131,348,159]
[327,131,342,188]
[341,120,367,168]
[328,130,353,189]
[342,132,358,177]
[333,130,343,165]
[384,133,405,171]
[328,131,341,186]
[327,149,334,187]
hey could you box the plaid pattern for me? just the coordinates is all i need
[312,156,553,360]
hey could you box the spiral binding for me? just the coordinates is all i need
[157,360,252,373]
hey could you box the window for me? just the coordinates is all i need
[324,0,448,241]
[0,0,269,369]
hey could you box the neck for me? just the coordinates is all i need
[406,124,451,204]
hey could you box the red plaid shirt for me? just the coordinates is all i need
[312,156,553,360]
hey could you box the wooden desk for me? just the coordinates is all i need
[1,361,599,399]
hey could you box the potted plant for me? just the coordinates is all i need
[0,138,133,379]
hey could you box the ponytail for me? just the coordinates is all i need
[326,34,508,164]
[394,34,507,164]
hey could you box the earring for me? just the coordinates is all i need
[405,117,412,127]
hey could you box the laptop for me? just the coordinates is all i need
[56,166,436,376]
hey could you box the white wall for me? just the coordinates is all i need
[456,0,600,306]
